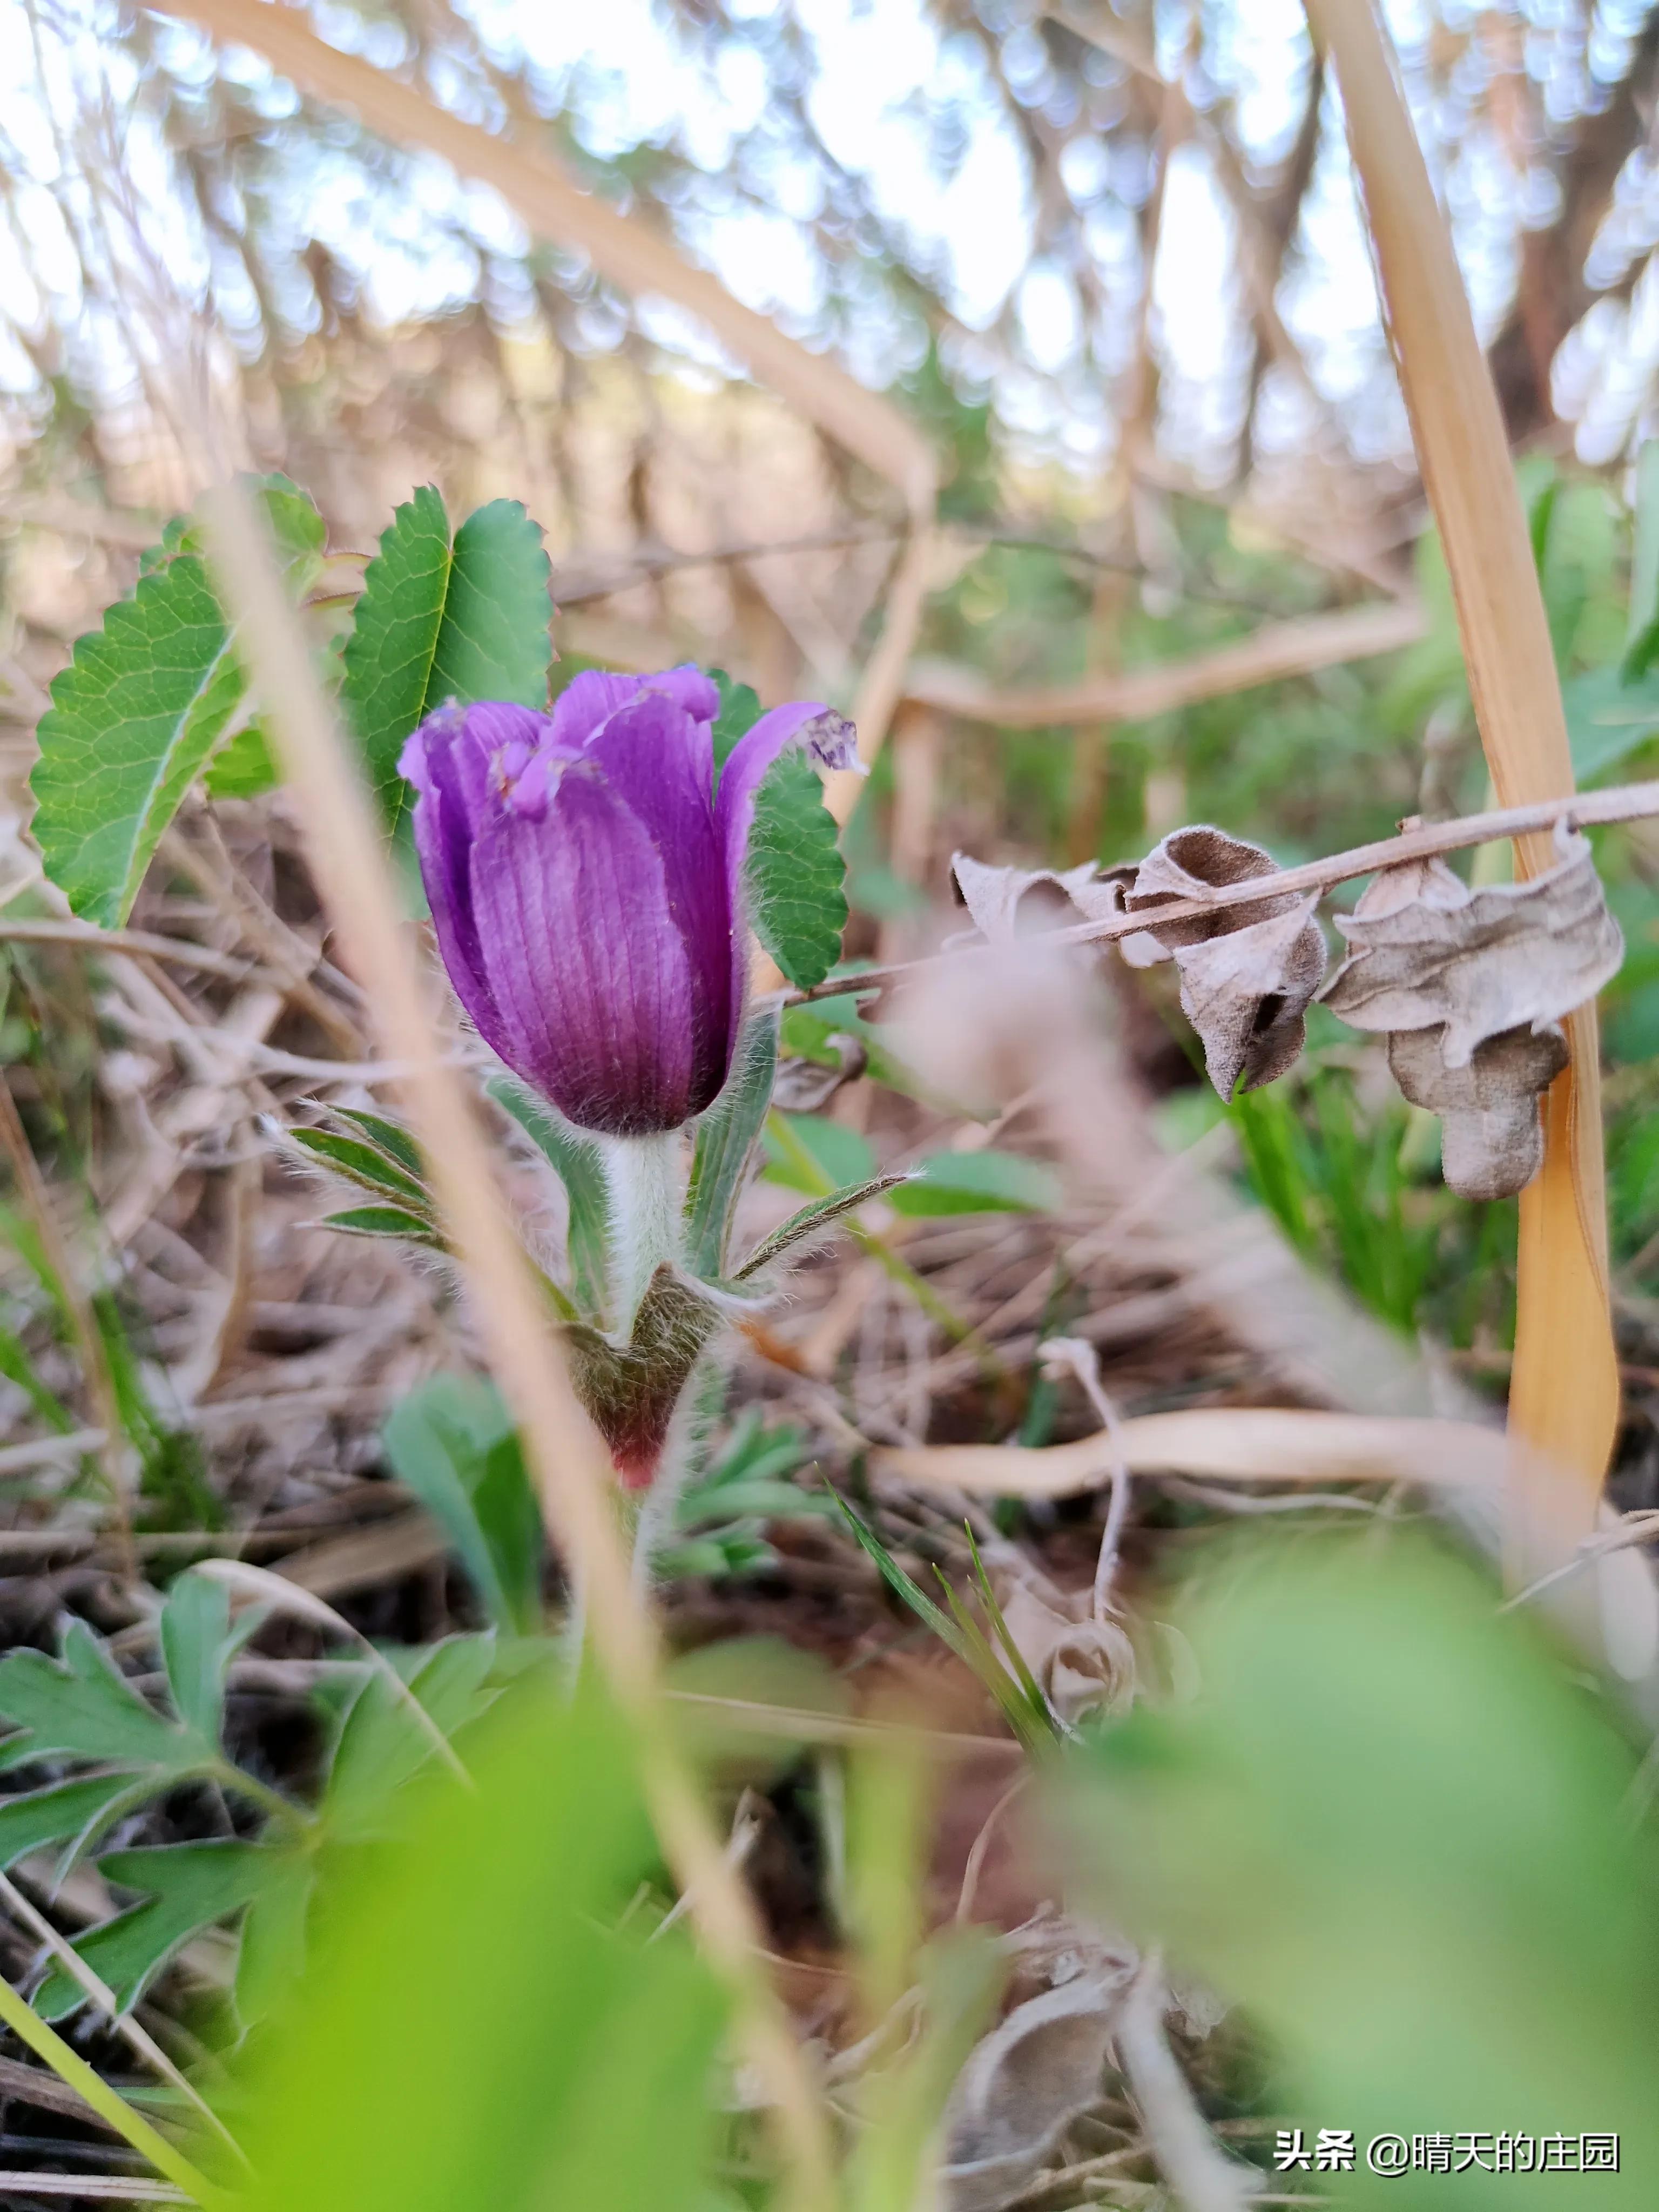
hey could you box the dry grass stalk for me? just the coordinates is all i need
[1304,0,1617,1550]
[154,0,935,517]
[198,483,838,2212]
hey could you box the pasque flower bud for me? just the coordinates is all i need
[400,667,855,1136]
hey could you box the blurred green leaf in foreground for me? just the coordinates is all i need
[227,1675,727,2212]
[1049,1532,1659,2204]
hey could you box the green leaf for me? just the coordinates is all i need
[709,670,762,770]
[322,1635,499,1845]
[203,717,279,800]
[733,1170,910,1280]
[320,1205,444,1247]
[831,1495,1056,1752]
[676,1480,837,1529]
[1562,663,1659,784]
[0,1774,140,1870]
[761,1111,876,1195]
[711,670,848,989]
[331,1108,424,1180]
[159,1570,262,1750]
[684,1007,778,1279]
[30,476,327,919]
[340,490,552,833]
[383,1378,542,1639]
[1053,1532,1659,2191]
[0,1317,77,1435]
[235,1851,315,2029]
[489,1079,611,1317]
[288,1125,433,1215]
[35,1839,274,2019]
[746,752,848,989]
[0,1621,211,1772]
[233,1677,726,2212]
[31,554,246,925]
[888,1149,1063,1218]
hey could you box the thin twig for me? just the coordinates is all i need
[199,482,838,2212]
[1499,1510,1659,1613]
[0,917,261,982]
[785,776,1659,1006]
[1116,1958,1254,2212]
[1038,1338,1131,1616]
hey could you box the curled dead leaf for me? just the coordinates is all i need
[1321,824,1622,1198]
[1386,1022,1568,1202]
[951,852,1127,941]
[995,1582,1137,1727]
[1121,827,1326,1097]
[941,1965,1135,2211]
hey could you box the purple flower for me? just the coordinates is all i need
[399,668,857,1136]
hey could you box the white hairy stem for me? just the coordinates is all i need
[600,1130,686,1336]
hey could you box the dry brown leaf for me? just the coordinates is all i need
[951,853,1127,941]
[941,1966,1135,2211]
[1386,1024,1568,1203]
[1121,827,1326,1096]
[1321,824,1622,1198]
[1321,825,1622,1064]
[994,1583,1136,1727]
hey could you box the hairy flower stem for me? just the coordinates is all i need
[600,1131,686,1336]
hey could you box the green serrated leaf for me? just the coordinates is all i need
[32,475,327,921]
[321,1205,444,1247]
[710,670,763,770]
[746,752,847,989]
[289,1127,432,1215]
[235,1851,315,2028]
[383,1379,541,1639]
[0,1621,211,1773]
[204,718,279,799]
[489,1079,611,1317]
[322,1636,499,1845]
[31,555,246,925]
[341,489,551,832]
[36,1839,274,2020]
[888,1149,1063,1218]
[685,1007,778,1279]
[0,1774,140,1870]
[158,1570,261,1751]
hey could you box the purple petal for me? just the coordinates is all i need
[549,664,720,753]
[582,693,732,1097]
[714,703,858,1033]
[400,704,556,1063]
[469,761,704,1134]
